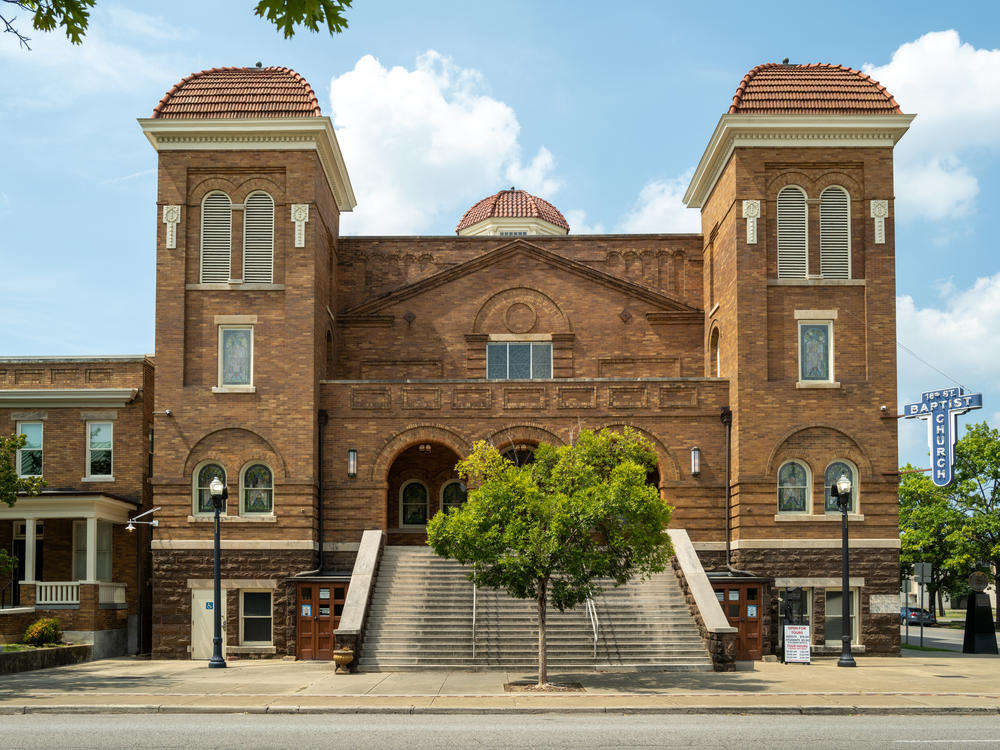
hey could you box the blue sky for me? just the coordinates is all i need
[1,1,997,467]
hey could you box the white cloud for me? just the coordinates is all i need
[106,7,185,40]
[330,51,560,235]
[563,209,604,235]
[864,31,1000,222]
[896,273,1000,464]
[616,172,701,233]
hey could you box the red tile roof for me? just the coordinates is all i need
[729,63,901,115]
[456,189,569,232]
[152,66,321,119]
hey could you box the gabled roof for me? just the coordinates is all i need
[152,66,322,119]
[341,239,701,317]
[729,63,901,116]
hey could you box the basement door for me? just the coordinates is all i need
[714,583,763,660]
[191,588,227,660]
[296,582,348,660]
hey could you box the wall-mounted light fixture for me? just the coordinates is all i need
[126,506,161,532]
[690,447,701,477]
[347,449,358,478]
[418,444,432,453]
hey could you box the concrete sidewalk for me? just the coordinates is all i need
[1,655,998,715]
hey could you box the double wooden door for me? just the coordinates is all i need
[714,582,763,660]
[296,582,348,660]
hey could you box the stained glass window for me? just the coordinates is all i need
[242,464,273,514]
[401,481,428,526]
[442,481,467,512]
[221,327,252,386]
[799,323,831,381]
[824,461,856,513]
[778,461,809,513]
[196,463,226,514]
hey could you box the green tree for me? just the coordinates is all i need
[898,466,970,615]
[2,0,352,50]
[1,432,45,507]
[426,428,672,687]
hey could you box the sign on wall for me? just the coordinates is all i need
[903,388,982,487]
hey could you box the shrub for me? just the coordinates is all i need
[23,617,62,646]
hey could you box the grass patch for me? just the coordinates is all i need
[901,643,953,652]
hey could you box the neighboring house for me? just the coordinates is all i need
[0,357,154,657]
[4,60,913,663]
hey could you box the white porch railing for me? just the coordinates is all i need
[99,582,126,606]
[36,582,80,606]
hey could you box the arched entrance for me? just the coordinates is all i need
[386,442,465,545]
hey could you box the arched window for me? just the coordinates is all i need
[502,444,536,466]
[243,191,274,283]
[441,480,467,513]
[824,460,857,513]
[820,186,850,279]
[400,480,429,527]
[194,462,226,514]
[242,463,273,514]
[200,191,232,283]
[777,460,810,514]
[777,186,807,278]
[709,327,721,377]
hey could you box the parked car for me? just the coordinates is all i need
[900,607,937,626]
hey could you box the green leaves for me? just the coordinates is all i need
[254,0,352,38]
[428,428,673,609]
[0,432,45,507]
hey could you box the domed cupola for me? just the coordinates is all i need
[456,188,569,236]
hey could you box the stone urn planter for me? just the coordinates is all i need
[332,648,354,674]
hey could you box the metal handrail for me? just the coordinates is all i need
[472,583,477,659]
[585,597,599,658]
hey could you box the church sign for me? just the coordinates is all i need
[903,388,982,487]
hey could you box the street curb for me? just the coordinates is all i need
[2,704,998,716]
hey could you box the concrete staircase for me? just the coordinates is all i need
[357,546,713,672]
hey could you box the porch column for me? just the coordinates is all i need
[22,518,36,582]
[85,516,98,582]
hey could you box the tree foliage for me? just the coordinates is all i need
[2,0,352,50]
[900,421,1000,620]
[1,432,45,507]
[426,428,672,686]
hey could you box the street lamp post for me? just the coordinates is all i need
[832,472,856,668]
[208,477,228,669]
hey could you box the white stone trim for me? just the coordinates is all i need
[0,495,133,523]
[458,216,569,237]
[186,578,278,589]
[214,314,258,325]
[322,542,361,552]
[794,309,838,320]
[742,199,760,244]
[162,205,181,249]
[691,541,727,551]
[773,577,865,588]
[291,204,309,247]
[0,389,137,408]
[796,381,841,389]
[684,114,914,208]
[487,333,553,341]
[774,513,864,522]
[11,411,47,421]
[187,515,276,523]
[79,410,118,421]
[152,540,316,550]
[138,117,357,212]
[730,538,900,550]
[768,279,865,287]
[187,283,285,291]
[870,199,889,244]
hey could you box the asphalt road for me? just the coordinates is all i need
[3,714,1000,749]
[900,623,1000,653]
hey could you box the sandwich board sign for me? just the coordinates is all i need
[783,625,811,664]
[903,388,982,487]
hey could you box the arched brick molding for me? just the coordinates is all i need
[183,426,288,478]
[369,425,473,482]
[473,287,571,334]
[479,423,565,451]
[765,423,873,480]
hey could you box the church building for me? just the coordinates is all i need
[3,61,910,666]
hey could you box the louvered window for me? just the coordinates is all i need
[200,191,232,282]
[820,186,850,279]
[243,191,274,283]
[777,186,807,278]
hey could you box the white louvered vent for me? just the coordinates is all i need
[820,186,851,279]
[243,192,274,283]
[200,192,232,283]
[777,186,807,278]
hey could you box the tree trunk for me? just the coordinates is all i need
[537,578,547,687]
[937,588,945,617]
[993,559,1000,629]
